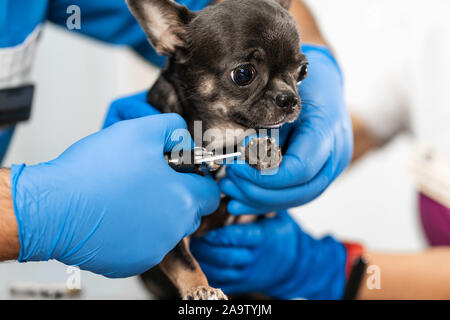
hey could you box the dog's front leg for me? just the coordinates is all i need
[159,238,228,300]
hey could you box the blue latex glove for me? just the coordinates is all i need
[0,126,14,164]
[190,211,347,299]
[220,45,353,214]
[11,114,220,278]
[103,91,160,129]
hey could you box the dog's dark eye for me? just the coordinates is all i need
[297,64,308,83]
[231,64,256,86]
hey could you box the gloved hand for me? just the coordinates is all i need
[220,45,353,214]
[11,114,220,278]
[190,211,347,299]
[103,91,160,129]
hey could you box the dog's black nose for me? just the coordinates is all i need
[275,93,298,109]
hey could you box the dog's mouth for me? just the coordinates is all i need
[230,104,300,130]
[232,116,286,130]
[258,116,288,129]
[232,113,296,129]
[257,111,300,129]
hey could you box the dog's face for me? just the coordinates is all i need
[128,0,307,131]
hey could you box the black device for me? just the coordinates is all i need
[343,256,368,300]
[0,84,34,126]
[165,147,242,173]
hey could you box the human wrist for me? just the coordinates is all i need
[0,168,19,261]
[11,163,66,262]
[11,164,41,262]
[270,232,347,300]
[342,242,366,300]
[289,0,328,46]
[264,227,305,299]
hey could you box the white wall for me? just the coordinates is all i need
[1,0,435,299]
[290,0,429,252]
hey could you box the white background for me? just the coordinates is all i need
[0,0,437,299]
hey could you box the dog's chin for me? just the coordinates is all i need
[260,119,287,129]
[230,109,300,130]
[233,119,283,130]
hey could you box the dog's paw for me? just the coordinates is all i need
[183,286,228,300]
[245,136,282,171]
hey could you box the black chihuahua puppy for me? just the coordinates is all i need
[126,0,308,300]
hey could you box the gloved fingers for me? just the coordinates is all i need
[245,211,291,234]
[184,214,203,238]
[333,121,354,177]
[149,114,220,218]
[198,262,246,284]
[190,238,254,268]
[299,45,343,99]
[216,282,249,295]
[220,163,331,214]
[282,114,332,183]
[200,223,265,248]
[179,173,221,219]
[225,112,331,190]
[277,121,297,147]
[220,179,272,214]
[103,91,160,128]
[194,259,248,293]
[260,210,294,230]
[227,200,270,215]
[122,113,190,157]
[154,113,192,153]
[220,177,278,214]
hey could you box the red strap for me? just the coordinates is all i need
[343,242,364,281]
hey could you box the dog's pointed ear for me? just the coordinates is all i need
[273,0,292,10]
[126,0,194,61]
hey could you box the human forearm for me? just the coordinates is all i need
[288,0,327,46]
[290,1,379,163]
[350,113,380,162]
[0,168,19,261]
[288,1,378,162]
[357,249,450,299]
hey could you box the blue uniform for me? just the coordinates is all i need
[0,0,212,161]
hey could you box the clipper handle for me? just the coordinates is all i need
[164,150,200,173]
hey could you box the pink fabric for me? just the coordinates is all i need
[419,193,450,246]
